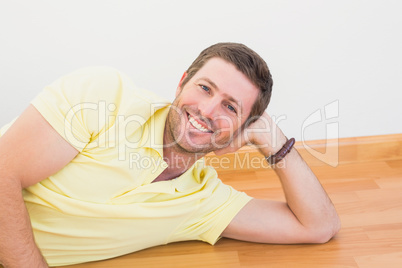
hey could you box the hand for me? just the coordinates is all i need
[213,112,287,156]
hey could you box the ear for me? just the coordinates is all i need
[176,72,188,97]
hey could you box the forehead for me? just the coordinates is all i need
[192,57,259,118]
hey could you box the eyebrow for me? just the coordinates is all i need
[198,77,242,111]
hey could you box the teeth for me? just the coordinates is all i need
[188,115,211,133]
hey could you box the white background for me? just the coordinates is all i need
[1,0,401,141]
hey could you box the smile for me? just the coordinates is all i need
[188,114,213,133]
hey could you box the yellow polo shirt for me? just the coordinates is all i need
[0,67,252,266]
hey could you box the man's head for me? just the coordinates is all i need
[181,42,273,125]
[165,42,273,155]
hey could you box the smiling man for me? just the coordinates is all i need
[166,57,256,153]
[159,57,260,182]
[0,43,340,267]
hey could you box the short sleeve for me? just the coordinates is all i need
[31,66,123,152]
[168,165,253,246]
[197,184,252,245]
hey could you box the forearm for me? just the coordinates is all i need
[251,113,340,239]
[222,112,340,244]
[272,147,340,237]
[0,177,48,268]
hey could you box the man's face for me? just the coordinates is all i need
[165,57,259,154]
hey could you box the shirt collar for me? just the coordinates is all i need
[173,159,216,192]
[140,104,170,158]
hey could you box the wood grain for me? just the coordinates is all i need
[205,133,402,171]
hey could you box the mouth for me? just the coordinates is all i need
[187,113,213,133]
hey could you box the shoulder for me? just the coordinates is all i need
[66,65,121,76]
[59,66,123,87]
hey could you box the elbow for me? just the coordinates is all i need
[315,224,341,244]
[327,212,342,242]
[308,215,341,244]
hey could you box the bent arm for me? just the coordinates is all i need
[221,113,340,244]
[0,177,47,267]
[0,105,78,267]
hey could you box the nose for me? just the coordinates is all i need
[199,97,220,120]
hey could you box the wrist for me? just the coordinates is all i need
[255,132,288,157]
[265,137,295,165]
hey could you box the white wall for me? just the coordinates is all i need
[1,0,401,141]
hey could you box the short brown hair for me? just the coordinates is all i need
[181,42,273,124]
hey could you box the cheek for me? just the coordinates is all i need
[214,116,240,134]
[176,93,197,107]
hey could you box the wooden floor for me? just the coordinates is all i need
[59,155,402,267]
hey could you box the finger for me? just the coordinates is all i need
[213,130,249,156]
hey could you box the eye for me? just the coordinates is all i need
[200,85,210,93]
[227,104,237,114]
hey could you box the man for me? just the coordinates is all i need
[0,43,340,267]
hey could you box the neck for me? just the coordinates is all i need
[153,146,202,183]
[165,148,197,172]
[156,122,206,182]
